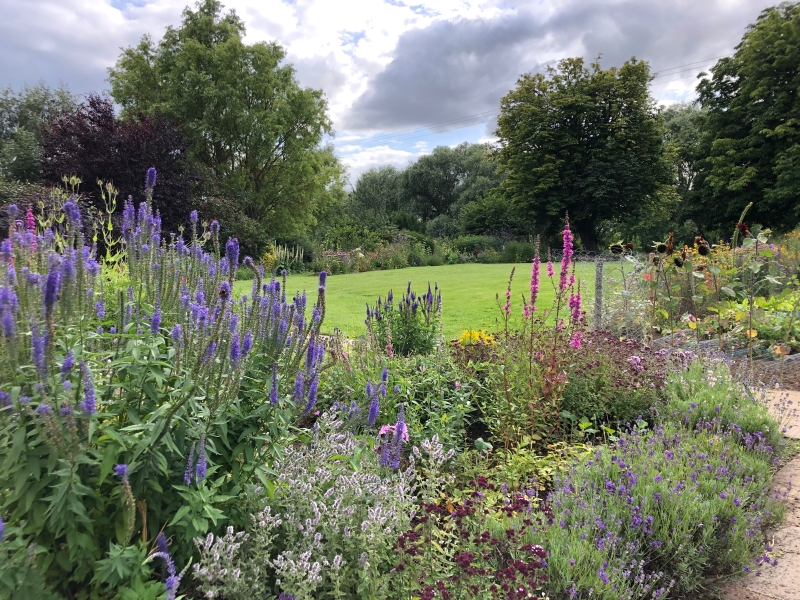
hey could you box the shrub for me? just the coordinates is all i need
[366,282,442,357]
[500,241,536,264]
[193,410,418,600]
[0,181,326,597]
[450,235,502,256]
[560,330,671,427]
[321,335,476,449]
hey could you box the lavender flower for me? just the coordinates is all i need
[79,361,96,415]
[195,436,207,482]
[184,443,196,485]
[145,167,157,190]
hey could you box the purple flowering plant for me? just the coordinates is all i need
[365,281,442,357]
[0,174,328,597]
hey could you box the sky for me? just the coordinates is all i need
[0,0,777,184]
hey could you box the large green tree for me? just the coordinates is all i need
[108,0,343,248]
[0,83,76,182]
[494,57,669,251]
[695,2,800,232]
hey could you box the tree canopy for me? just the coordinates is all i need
[695,1,800,232]
[108,0,343,248]
[42,95,196,235]
[494,57,669,251]
[0,83,76,183]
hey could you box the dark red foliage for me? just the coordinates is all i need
[41,94,198,236]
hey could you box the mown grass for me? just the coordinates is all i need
[235,262,596,340]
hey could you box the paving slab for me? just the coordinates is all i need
[764,390,800,440]
[723,455,800,600]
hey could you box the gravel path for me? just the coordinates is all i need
[721,390,800,600]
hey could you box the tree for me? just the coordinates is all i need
[108,0,341,247]
[351,165,408,228]
[42,95,196,235]
[695,2,800,232]
[403,143,502,222]
[494,57,669,251]
[0,83,76,182]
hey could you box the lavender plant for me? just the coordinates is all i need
[193,409,418,600]
[0,172,326,597]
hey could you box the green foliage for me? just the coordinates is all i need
[366,282,442,357]
[458,191,530,237]
[695,2,800,232]
[0,188,326,597]
[108,0,344,244]
[0,83,76,183]
[495,57,670,251]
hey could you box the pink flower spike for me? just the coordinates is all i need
[559,215,574,291]
[529,236,540,309]
[569,330,583,349]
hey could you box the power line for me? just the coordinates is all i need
[339,54,728,150]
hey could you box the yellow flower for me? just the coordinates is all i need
[460,329,495,346]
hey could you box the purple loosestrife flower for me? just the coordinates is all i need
[195,436,207,482]
[80,361,96,414]
[569,330,583,349]
[559,215,574,291]
[225,238,240,268]
[184,443,196,485]
[269,363,279,405]
[293,371,304,404]
[145,167,157,191]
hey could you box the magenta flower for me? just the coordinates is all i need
[529,235,541,311]
[569,330,583,349]
[560,215,574,291]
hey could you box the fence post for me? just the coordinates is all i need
[594,257,603,330]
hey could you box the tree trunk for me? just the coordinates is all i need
[575,223,599,253]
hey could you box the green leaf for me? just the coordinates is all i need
[169,505,192,526]
[749,261,762,273]
[721,286,737,298]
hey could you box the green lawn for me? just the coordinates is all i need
[235,262,595,340]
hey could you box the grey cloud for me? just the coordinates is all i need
[343,0,777,132]
[289,52,348,97]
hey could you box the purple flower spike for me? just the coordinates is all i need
[43,265,61,315]
[61,350,74,381]
[293,371,304,404]
[145,167,157,190]
[80,361,96,415]
[171,324,182,345]
[210,220,219,235]
[269,363,279,405]
[7,204,19,219]
[189,210,198,224]
[225,238,240,268]
[195,436,207,482]
[184,443,196,485]
[31,322,47,378]
[242,330,253,357]
[229,336,241,368]
[114,464,128,480]
[318,271,327,291]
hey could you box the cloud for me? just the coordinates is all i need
[342,0,777,132]
[338,144,424,184]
